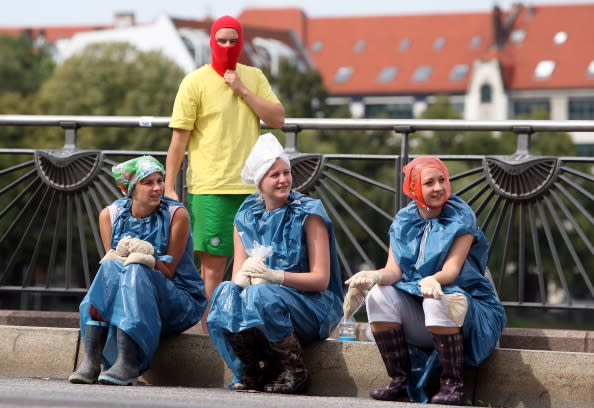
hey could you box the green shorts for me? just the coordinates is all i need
[187,194,249,256]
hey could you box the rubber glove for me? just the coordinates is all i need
[99,249,126,264]
[124,237,154,255]
[419,276,444,299]
[124,252,156,269]
[441,292,468,327]
[115,236,134,257]
[244,257,285,285]
[344,270,382,290]
[343,286,368,320]
[232,260,252,288]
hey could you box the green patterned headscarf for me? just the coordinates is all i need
[112,155,165,197]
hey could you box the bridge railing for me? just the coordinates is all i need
[0,115,592,313]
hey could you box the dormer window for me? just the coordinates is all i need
[510,29,526,44]
[412,65,432,82]
[311,41,323,53]
[553,31,567,45]
[534,60,556,79]
[587,60,594,78]
[433,37,446,50]
[399,38,411,52]
[449,64,468,81]
[354,39,366,53]
[377,66,397,83]
[470,35,482,49]
[334,66,353,83]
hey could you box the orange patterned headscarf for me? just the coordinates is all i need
[402,156,451,209]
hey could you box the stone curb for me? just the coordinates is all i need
[1,325,593,408]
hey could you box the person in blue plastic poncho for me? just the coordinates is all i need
[207,133,343,394]
[68,156,207,386]
[344,156,506,405]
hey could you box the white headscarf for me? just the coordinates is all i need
[240,133,290,188]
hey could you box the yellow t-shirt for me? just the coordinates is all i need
[169,64,281,194]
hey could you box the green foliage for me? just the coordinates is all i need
[0,33,55,96]
[270,59,328,119]
[35,42,185,151]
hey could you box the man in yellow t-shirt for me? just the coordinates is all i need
[166,15,284,333]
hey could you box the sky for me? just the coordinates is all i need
[1,0,593,27]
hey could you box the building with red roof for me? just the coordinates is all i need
[2,3,594,146]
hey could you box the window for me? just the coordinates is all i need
[534,60,556,79]
[480,84,492,103]
[553,31,567,45]
[311,41,323,53]
[412,65,432,82]
[334,66,353,83]
[354,39,366,53]
[365,103,413,119]
[510,29,526,44]
[399,38,411,52]
[433,37,446,50]
[587,60,594,78]
[470,35,482,49]
[513,100,550,118]
[569,100,594,120]
[449,64,469,81]
[377,66,398,83]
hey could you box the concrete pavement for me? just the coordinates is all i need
[0,377,433,408]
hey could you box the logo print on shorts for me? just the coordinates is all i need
[210,236,221,247]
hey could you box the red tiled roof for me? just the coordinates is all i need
[497,4,594,90]
[239,8,308,44]
[239,3,594,96]
[308,12,494,95]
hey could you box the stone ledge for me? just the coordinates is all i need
[2,310,593,354]
[1,325,593,408]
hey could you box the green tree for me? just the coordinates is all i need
[270,59,328,119]
[0,33,54,96]
[413,94,503,156]
[35,42,185,151]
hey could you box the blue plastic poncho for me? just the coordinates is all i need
[207,190,343,384]
[78,196,207,373]
[388,194,506,401]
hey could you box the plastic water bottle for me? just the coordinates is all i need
[338,316,357,341]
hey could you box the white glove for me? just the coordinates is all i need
[232,269,252,289]
[441,293,468,327]
[344,270,382,290]
[124,252,156,269]
[243,258,285,285]
[343,286,368,320]
[115,236,133,257]
[99,249,126,264]
[116,236,154,257]
[419,276,444,299]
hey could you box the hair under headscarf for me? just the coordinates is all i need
[210,15,244,77]
[240,133,290,188]
[112,155,165,197]
[402,156,451,209]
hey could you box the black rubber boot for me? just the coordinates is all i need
[263,333,308,394]
[431,332,465,405]
[98,328,140,386]
[226,329,262,391]
[370,327,410,401]
[69,324,108,384]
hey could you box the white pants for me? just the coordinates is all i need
[366,284,457,348]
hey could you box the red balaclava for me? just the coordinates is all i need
[210,15,244,77]
[402,156,451,209]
